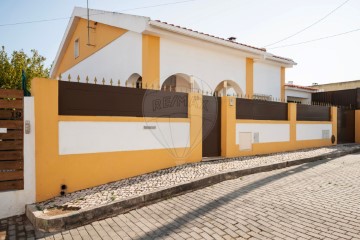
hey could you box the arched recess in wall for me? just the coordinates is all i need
[161,73,200,93]
[126,73,142,88]
[214,80,243,97]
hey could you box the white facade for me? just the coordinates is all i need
[160,37,247,94]
[285,86,315,104]
[296,124,332,141]
[51,7,296,99]
[59,121,190,155]
[0,97,36,219]
[62,31,142,85]
[236,123,290,144]
[253,62,281,99]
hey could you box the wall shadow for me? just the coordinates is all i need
[137,153,344,239]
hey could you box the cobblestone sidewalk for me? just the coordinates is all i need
[0,215,35,240]
[2,149,360,239]
[37,145,356,213]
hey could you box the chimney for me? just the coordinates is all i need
[228,37,237,41]
[288,81,294,85]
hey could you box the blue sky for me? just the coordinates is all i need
[1,0,359,86]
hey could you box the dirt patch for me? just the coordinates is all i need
[42,206,80,217]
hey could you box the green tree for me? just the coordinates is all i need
[0,46,50,90]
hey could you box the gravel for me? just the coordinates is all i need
[37,145,358,211]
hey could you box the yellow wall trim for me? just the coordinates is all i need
[55,18,127,77]
[32,78,202,202]
[236,119,289,124]
[59,115,190,123]
[355,110,360,143]
[221,101,337,158]
[142,34,160,89]
[296,121,332,124]
[32,77,339,202]
[246,58,254,97]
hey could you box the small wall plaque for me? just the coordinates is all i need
[0,128,7,134]
[322,130,330,139]
[253,132,260,143]
[144,126,156,130]
[25,120,31,134]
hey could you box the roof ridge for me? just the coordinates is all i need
[285,84,317,91]
[154,20,267,52]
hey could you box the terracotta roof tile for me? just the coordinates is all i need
[285,84,318,91]
[154,20,266,52]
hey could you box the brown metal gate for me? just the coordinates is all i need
[337,108,355,144]
[0,89,24,191]
[202,96,221,157]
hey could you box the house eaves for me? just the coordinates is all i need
[51,7,297,78]
[50,7,150,78]
[148,20,297,67]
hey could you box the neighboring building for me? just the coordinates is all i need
[311,80,360,91]
[285,83,317,104]
[50,7,296,99]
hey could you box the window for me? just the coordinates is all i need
[74,39,79,58]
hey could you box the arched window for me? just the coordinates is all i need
[161,73,200,93]
[214,80,243,97]
[126,73,142,88]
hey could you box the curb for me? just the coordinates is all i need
[26,147,360,232]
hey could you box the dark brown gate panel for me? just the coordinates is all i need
[312,88,359,109]
[59,81,188,118]
[236,98,288,120]
[297,104,331,121]
[0,89,24,191]
[202,96,221,157]
[337,108,355,144]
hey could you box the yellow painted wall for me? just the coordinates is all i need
[281,67,285,101]
[221,98,337,158]
[355,110,360,143]
[54,18,127,77]
[32,77,339,201]
[32,78,202,202]
[246,58,254,97]
[221,97,237,157]
[288,103,297,143]
[142,34,160,89]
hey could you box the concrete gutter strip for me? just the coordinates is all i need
[26,147,360,232]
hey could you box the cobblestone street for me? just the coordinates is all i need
[2,153,360,240]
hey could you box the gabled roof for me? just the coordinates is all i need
[51,7,297,77]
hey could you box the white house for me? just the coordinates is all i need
[50,7,297,99]
[285,83,318,104]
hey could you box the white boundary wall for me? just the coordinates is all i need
[296,124,332,141]
[160,37,247,93]
[59,121,190,155]
[62,31,142,85]
[0,97,36,219]
[236,123,290,144]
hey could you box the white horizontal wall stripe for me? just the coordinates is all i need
[236,123,290,144]
[59,121,190,155]
[296,124,332,141]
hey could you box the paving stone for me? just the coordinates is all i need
[2,147,360,239]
